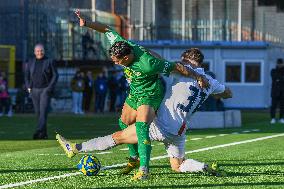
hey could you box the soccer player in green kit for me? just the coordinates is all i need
[58,10,209,180]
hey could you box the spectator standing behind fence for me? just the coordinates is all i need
[83,71,94,112]
[108,72,118,112]
[270,58,284,124]
[25,44,58,139]
[71,71,85,115]
[15,84,29,113]
[0,74,11,117]
[94,72,107,113]
[117,74,128,110]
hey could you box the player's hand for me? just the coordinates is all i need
[75,9,85,26]
[197,75,210,89]
[28,88,31,93]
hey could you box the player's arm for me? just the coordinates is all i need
[75,9,109,33]
[173,63,210,89]
[212,86,232,99]
[147,49,163,59]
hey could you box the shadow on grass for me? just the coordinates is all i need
[227,171,284,177]
[0,167,77,174]
[88,181,284,189]
[221,161,284,167]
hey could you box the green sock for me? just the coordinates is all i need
[118,118,138,158]
[135,122,152,168]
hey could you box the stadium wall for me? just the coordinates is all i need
[136,41,284,109]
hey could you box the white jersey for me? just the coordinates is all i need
[154,67,225,136]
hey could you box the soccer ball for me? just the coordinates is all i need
[77,155,101,176]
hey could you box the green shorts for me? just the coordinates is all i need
[125,94,163,111]
[125,88,164,111]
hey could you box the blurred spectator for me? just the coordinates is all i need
[108,72,118,112]
[94,72,107,113]
[82,31,97,60]
[117,74,128,110]
[0,71,7,82]
[0,74,11,117]
[15,84,30,113]
[25,44,58,139]
[270,58,284,124]
[71,71,85,115]
[83,71,94,112]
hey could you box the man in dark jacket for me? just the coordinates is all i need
[108,72,118,112]
[94,72,107,113]
[25,44,58,139]
[270,58,284,124]
[83,71,94,112]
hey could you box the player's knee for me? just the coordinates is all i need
[121,115,135,125]
[120,115,129,125]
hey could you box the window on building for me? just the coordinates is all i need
[245,62,261,83]
[225,62,241,83]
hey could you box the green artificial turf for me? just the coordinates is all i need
[0,111,284,188]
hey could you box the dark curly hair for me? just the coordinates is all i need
[109,41,133,59]
[181,48,204,65]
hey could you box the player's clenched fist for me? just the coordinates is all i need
[197,75,209,89]
[75,9,85,27]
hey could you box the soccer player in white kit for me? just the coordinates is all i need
[57,48,232,176]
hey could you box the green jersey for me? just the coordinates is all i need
[105,29,175,98]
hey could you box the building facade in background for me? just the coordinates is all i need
[1,0,284,61]
[127,0,284,42]
[1,0,284,109]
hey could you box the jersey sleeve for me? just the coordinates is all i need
[210,78,225,94]
[105,28,128,45]
[140,54,176,76]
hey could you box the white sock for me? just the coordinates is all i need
[80,135,117,152]
[179,159,206,172]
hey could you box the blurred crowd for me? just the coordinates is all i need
[0,69,129,116]
[70,69,128,114]
[0,72,12,117]
[0,69,227,116]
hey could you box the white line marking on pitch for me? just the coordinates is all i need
[2,133,284,189]
[242,130,251,133]
[96,152,113,155]
[218,134,228,136]
[190,138,202,141]
[205,136,216,138]
[252,129,260,132]
[119,148,129,151]
[231,132,239,134]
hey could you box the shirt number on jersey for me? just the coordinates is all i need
[177,86,207,113]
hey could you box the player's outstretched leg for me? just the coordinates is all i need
[56,133,118,158]
[56,134,78,158]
